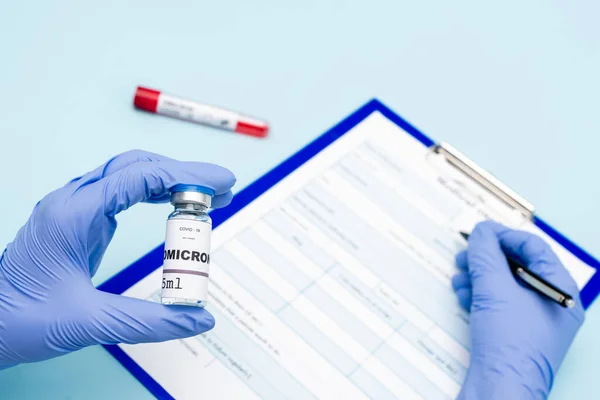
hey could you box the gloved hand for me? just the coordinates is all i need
[452,221,584,399]
[0,150,236,369]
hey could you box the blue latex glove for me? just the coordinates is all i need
[0,150,236,369]
[452,221,584,399]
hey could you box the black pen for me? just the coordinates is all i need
[459,231,575,308]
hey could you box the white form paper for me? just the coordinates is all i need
[120,111,596,400]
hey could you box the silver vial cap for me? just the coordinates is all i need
[169,184,214,208]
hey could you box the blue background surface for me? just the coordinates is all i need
[1,1,599,398]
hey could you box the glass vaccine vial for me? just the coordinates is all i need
[161,184,214,307]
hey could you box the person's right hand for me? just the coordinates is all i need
[452,221,584,399]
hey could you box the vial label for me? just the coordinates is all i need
[161,218,211,302]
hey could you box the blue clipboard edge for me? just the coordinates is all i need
[534,216,600,309]
[98,98,600,399]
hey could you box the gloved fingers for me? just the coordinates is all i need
[466,221,515,288]
[68,150,175,187]
[452,272,471,291]
[498,229,560,265]
[88,291,215,345]
[455,250,468,270]
[100,150,176,177]
[455,287,472,311]
[212,190,234,209]
[81,160,236,216]
[498,229,580,296]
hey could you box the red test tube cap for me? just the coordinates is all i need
[235,120,270,138]
[134,86,160,112]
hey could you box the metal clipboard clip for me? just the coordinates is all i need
[432,142,535,220]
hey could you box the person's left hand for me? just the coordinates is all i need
[0,150,236,369]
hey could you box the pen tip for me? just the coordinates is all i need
[459,231,469,240]
[565,298,575,309]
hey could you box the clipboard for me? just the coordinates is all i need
[99,99,600,399]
